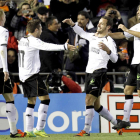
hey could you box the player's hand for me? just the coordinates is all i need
[67,44,76,51]
[62,18,75,26]
[4,72,9,82]
[98,42,111,54]
[118,24,128,32]
[17,9,22,16]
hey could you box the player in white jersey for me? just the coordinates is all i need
[18,19,75,137]
[0,9,26,138]
[108,5,140,130]
[63,17,123,136]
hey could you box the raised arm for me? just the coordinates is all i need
[63,18,93,41]
[118,24,140,38]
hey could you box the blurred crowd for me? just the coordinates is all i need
[3,0,140,93]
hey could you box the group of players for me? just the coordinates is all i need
[0,4,140,138]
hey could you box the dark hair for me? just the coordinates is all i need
[101,16,113,27]
[21,3,31,9]
[27,19,41,33]
[78,11,90,19]
[106,5,116,11]
[46,16,57,28]
[37,6,49,15]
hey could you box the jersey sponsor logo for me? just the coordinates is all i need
[90,79,95,85]
[91,47,100,54]
[137,73,140,80]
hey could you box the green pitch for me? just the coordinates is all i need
[0,133,140,140]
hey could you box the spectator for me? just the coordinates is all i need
[105,5,124,32]
[65,11,96,83]
[36,6,49,30]
[10,3,35,40]
[115,39,130,83]
[50,0,89,30]
[7,48,18,73]
[40,16,64,79]
[7,48,20,94]
[0,0,16,31]
[128,13,140,29]
[7,32,18,52]
[19,0,44,13]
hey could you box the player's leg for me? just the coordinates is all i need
[33,75,50,137]
[112,65,137,130]
[75,69,107,136]
[94,97,122,135]
[25,97,36,137]
[1,71,26,138]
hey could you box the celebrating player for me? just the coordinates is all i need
[62,17,122,136]
[18,19,75,137]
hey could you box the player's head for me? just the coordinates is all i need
[0,9,6,26]
[27,19,42,38]
[77,11,90,28]
[46,16,59,32]
[137,5,140,20]
[21,3,31,17]
[97,16,113,33]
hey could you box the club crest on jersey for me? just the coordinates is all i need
[91,47,100,54]
[5,35,8,42]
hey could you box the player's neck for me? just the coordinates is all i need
[97,31,108,38]
[29,33,38,38]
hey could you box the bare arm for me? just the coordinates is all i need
[108,32,125,39]
[118,24,140,38]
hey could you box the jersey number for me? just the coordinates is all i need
[18,50,25,67]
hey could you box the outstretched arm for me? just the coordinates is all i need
[108,32,125,39]
[63,18,93,41]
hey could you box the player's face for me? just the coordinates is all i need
[97,18,108,33]
[7,50,16,64]
[37,13,49,23]
[137,6,140,20]
[48,19,59,32]
[77,15,89,28]
[22,5,30,16]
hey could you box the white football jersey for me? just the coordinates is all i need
[73,25,118,73]
[124,23,140,64]
[0,26,9,70]
[18,35,67,82]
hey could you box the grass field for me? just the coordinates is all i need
[1,133,140,140]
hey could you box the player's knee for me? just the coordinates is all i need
[124,87,133,95]
[94,104,101,111]
[28,97,36,104]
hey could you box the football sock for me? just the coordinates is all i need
[123,95,133,122]
[6,101,17,134]
[26,104,35,132]
[96,105,117,125]
[36,99,50,131]
[83,106,94,134]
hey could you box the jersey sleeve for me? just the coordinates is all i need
[72,24,94,41]
[31,38,67,51]
[124,24,140,38]
[108,37,118,63]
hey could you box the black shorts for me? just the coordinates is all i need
[21,74,48,98]
[0,69,13,94]
[125,64,140,90]
[85,68,107,97]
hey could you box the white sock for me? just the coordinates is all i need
[26,105,34,132]
[6,102,17,134]
[36,103,48,131]
[97,106,117,125]
[83,107,94,134]
[123,95,133,122]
